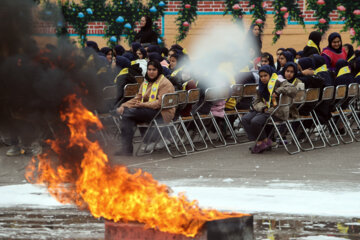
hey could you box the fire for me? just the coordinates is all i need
[25,94,248,237]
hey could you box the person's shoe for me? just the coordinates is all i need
[140,142,155,151]
[155,139,171,150]
[235,128,245,134]
[265,138,273,151]
[6,146,22,156]
[250,142,267,154]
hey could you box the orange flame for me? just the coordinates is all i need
[25,94,248,237]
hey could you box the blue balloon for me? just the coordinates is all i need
[78,12,84,18]
[86,8,93,15]
[72,8,76,11]
[159,1,165,7]
[116,16,124,23]
[124,23,132,29]
[157,38,162,44]
[110,36,117,42]
[150,6,157,13]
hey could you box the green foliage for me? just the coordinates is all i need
[337,1,360,46]
[248,0,266,29]
[307,0,337,35]
[175,0,198,42]
[223,0,244,24]
[272,0,305,44]
[58,0,166,47]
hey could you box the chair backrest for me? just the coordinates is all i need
[124,83,140,98]
[347,83,359,97]
[293,89,306,104]
[176,90,187,105]
[305,88,320,103]
[242,83,258,98]
[278,94,292,107]
[187,89,200,104]
[230,84,243,98]
[204,87,230,102]
[135,76,144,84]
[102,85,118,101]
[334,85,347,100]
[161,93,179,109]
[322,86,335,101]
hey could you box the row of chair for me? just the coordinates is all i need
[96,80,360,157]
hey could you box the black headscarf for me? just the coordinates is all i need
[258,65,276,101]
[86,41,99,52]
[115,56,131,69]
[114,45,125,56]
[148,52,163,62]
[335,59,354,86]
[354,57,360,77]
[297,51,304,58]
[276,48,286,71]
[131,42,142,53]
[147,44,161,54]
[312,54,333,86]
[100,47,112,56]
[327,32,343,54]
[261,52,275,69]
[138,47,147,59]
[280,51,294,63]
[298,57,314,70]
[134,16,158,44]
[145,60,163,82]
[312,54,326,69]
[281,62,298,83]
[286,48,297,60]
[344,43,354,61]
[122,52,136,61]
[303,31,322,57]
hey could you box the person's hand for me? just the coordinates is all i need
[302,69,314,76]
[117,106,125,115]
[134,101,145,108]
[272,92,278,98]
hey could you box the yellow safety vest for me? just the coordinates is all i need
[291,78,299,85]
[314,64,328,74]
[307,40,320,54]
[264,73,278,108]
[337,66,351,77]
[141,75,164,102]
[114,68,129,83]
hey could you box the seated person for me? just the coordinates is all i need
[116,60,175,155]
[241,65,297,153]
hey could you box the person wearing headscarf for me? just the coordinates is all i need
[116,60,175,155]
[277,51,294,72]
[296,51,304,60]
[131,42,142,55]
[147,44,162,54]
[134,16,158,45]
[136,47,147,60]
[334,59,354,86]
[303,31,322,57]
[321,32,347,72]
[280,62,304,89]
[86,41,99,52]
[275,47,285,70]
[247,24,262,57]
[135,47,148,76]
[100,47,113,64]
[353,57,360,83]
[297,57,324,89]
[148,52,170,73]
[344,43,355,62]
[122,51,136,62]
[286,48,297,60]
[261,52,275,69]
[113,56,143,106]
[312,54,333,86]
[241,65,297,153]
[114,45,125,57]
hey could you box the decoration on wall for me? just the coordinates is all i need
[175,0,198,42]
[147,0,167,47]
[337,1,360,46]
[248,0,266,29]
[224,0,244,23]
[272,0,305,43]
[306,0,337,35]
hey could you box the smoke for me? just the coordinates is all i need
[0,0,103,147]
[180,23,256,88]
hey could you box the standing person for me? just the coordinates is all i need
[241,65,297,153]
[134,16,158,45]
[303,31,322,57]
[321,32,347,72]
[247,24,262,58]
[116,60,175,155]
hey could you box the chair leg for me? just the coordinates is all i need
[335,107,354,144]
[175,121,195,153]
[196,113,226,148]
[309,111,327,149]
[183,118,208,151]
[223,114,238,145]
[156,122,187,158]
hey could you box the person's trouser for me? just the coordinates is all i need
[241,111,270,141]
[120,107,159,153]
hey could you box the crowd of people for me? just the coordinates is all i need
[3,15,360,157]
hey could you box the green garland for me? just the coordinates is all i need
[337,1,360,46]
[175,0,198,42]
[248,0,266,29]
[223,0,244,24]
[306,0,337,35]
[272,0,305,43]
